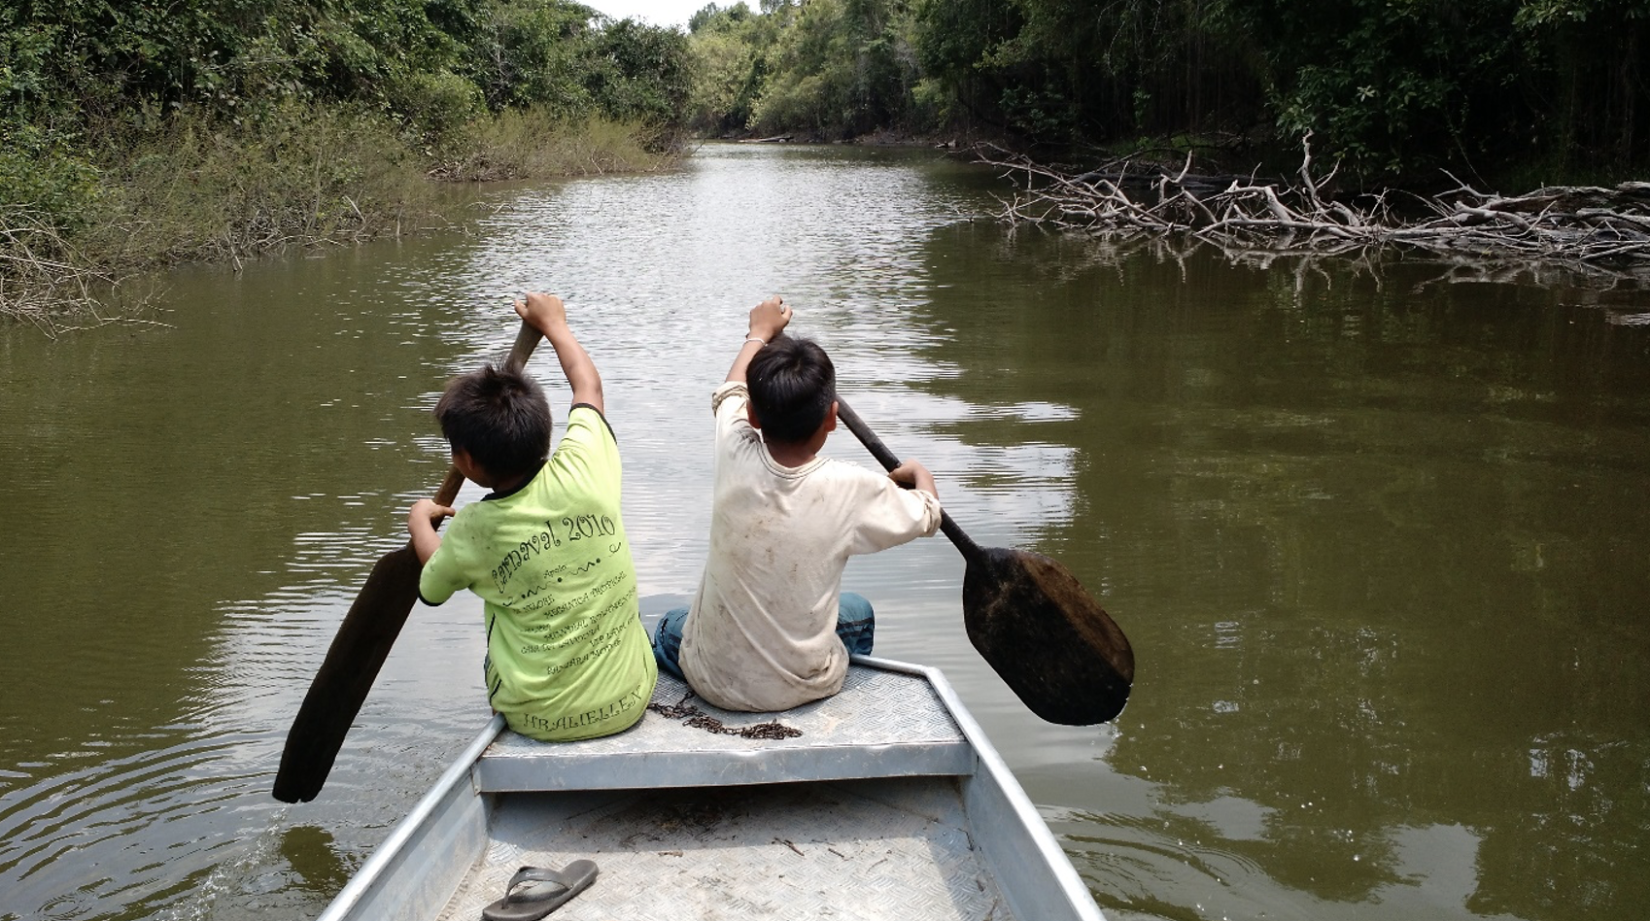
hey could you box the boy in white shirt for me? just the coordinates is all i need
[652,296,942,711]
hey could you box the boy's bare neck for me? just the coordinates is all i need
[764,441,819,468]
[488,470,532,493]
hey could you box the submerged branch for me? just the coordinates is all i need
[975,135,1650,284]
[0,214,161,337]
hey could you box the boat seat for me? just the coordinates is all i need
[472,663,976,792]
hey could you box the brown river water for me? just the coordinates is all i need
[2,143,1649,921]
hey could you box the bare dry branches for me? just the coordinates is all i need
[976,134,1650,285]
[0,212,155,337]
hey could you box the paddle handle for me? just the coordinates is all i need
[834,398,982,560]
[430,319,543,506]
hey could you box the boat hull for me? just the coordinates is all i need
[315,657,1104,921]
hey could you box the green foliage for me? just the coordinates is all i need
[1,0,691,143]
[0,0,696,319]
[459,0,693,146]
[0,124,103,308]
[1214,0,1520,177]
[748,0,850,135]
[467,0,598,114]
[5,0,1647,323]
[690,1,753,33]
[901,0,1649,179]
[0,126,101,235]
[686,3,776,133]
[586,18,693,131]
[1508,0,1650,171]
[1514,0,1650,25]
[3,101,664,288]
[688,25,760,131]
[691,0,921,139]
[388,69,486,145]
[912,0,1260,145]
[90,102,433,266]
[420,109,669,181]
[1204,0,1650,179]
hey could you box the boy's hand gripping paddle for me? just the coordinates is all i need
[835,398,1134,725]
[273,320,542,803]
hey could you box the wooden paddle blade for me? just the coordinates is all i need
[273,545,423,803]
[963,547,1134,725]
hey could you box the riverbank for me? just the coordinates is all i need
[0,105,679,336]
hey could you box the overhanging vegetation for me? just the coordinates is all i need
[0,0,693,329]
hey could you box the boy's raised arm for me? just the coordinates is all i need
[515,292,603,414]
[727,295,791,383]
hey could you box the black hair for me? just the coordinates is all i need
[747,334,835,444]
[433,364,551,479]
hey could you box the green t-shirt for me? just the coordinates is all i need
[418,404,656,741]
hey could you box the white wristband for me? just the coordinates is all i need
[744,336,766,346]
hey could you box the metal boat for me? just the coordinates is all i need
[316,656,1106,921]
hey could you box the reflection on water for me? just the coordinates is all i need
[925,231,1650,920]
[1,144,1648,921]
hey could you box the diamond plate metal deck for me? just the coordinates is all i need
[436,777,1017,921]
[474,665,976,792]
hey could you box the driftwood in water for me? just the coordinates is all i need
[976,135,1650,281]
[0,211,159,336]
[738,134,795,144]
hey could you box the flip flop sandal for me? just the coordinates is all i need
[480,860,599,921]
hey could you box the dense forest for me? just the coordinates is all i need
[3,0,1647,323]
[683,0,1648,184]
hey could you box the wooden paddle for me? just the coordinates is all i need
[835,399,1134,725]
[273,320,543,803]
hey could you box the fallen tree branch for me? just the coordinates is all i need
[974,133,1650,283]
[0,211,161,337]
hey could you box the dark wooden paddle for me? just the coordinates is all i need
[273,320,543,803]
[835,399,1134,725]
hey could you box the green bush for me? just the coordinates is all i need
[752,73,833,135]
[0,127,101,236]
[442,108,669,180]
[388,68,487,144]
[87,103,439,267]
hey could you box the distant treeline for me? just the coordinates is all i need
[684,0,1649,186]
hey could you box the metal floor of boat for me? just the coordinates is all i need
[435,777,1016,921]
[435,667,1018,919]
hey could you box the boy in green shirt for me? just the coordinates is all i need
[408,292,656,741]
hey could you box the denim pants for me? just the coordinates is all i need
[651,592,875,681]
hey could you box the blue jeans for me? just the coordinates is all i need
[651,592,875,681]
